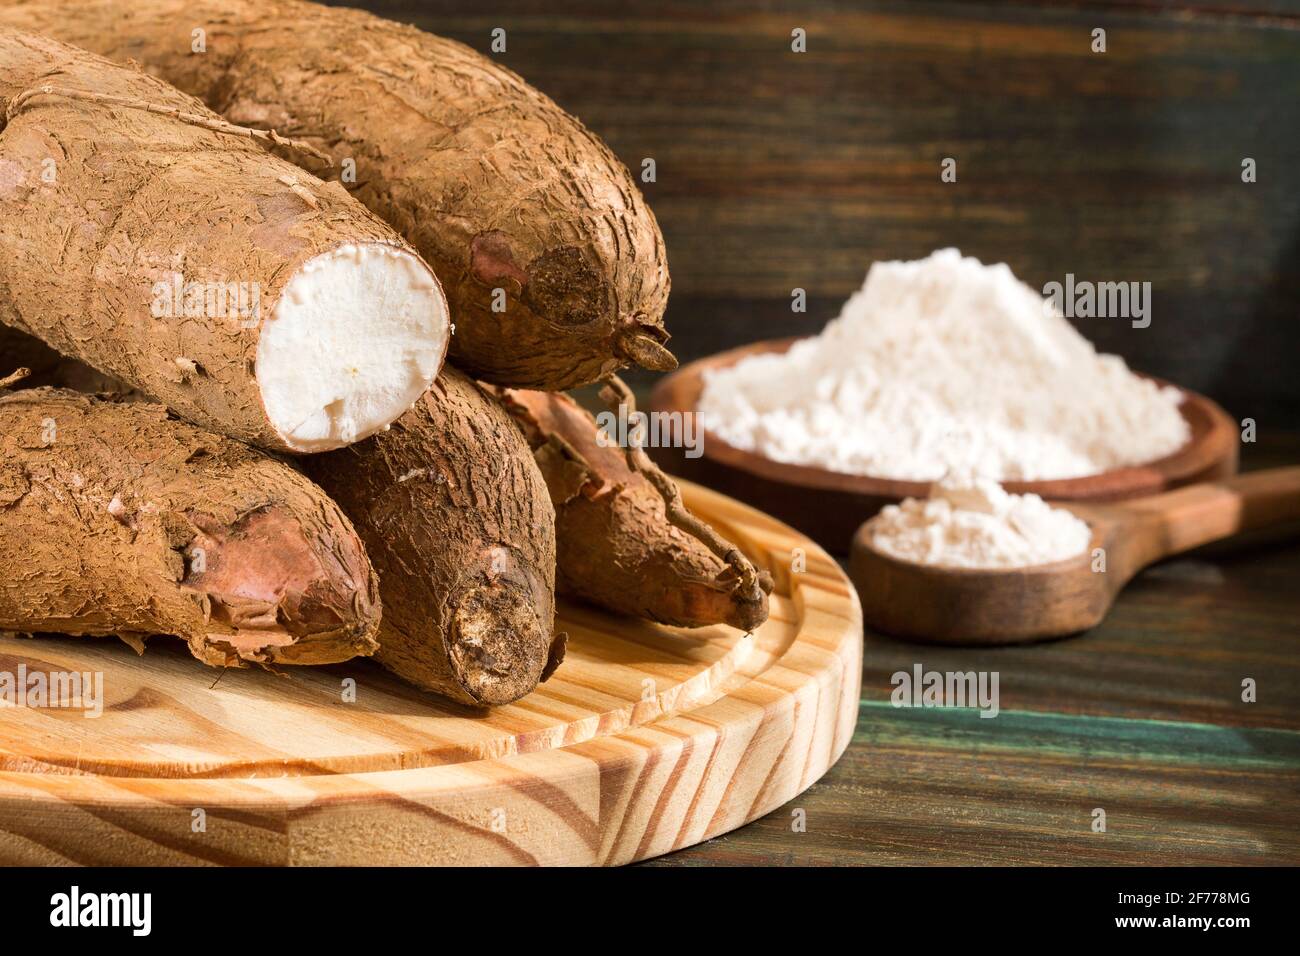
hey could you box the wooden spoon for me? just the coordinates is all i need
[848,467,1300,645]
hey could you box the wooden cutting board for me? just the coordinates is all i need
[0,481,861,866]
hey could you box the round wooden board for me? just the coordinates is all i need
[649,338,1239,552]
[0,481,861,866]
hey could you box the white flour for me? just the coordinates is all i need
[866,473,1092,569]
[698,249,1190,481]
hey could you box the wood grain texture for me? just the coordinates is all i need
[647,438,1300,866]
[649,702,1300,866]
[0,481,861,866]
[311,0,1300,863]
[346,0,1300,425]
[848,466,1300,644]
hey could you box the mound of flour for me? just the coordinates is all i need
[698,249,1189,481]
[866,473,1092,569]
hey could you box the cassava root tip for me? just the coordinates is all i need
[494,384,771,631]
[617,328,678,373]
[0,389,382,667]
[0,367,31,390]
[302,369,558,706]
[597,375,766,605]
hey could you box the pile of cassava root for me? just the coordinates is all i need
[0,7,769,707]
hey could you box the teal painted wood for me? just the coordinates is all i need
[335,0,1300,865]
[646,438,1300,865]
[852,703,1300,771]
[648,704,1300,866]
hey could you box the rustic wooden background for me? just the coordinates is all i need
[648,434,1300,866]
[337,0,1300,426]
[329,0,1300,866]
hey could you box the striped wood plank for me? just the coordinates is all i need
[0,481,862,865]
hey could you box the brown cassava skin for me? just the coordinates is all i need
[0,31,443,452]
[0,324,124,394]
[304,369,561,706]
[497,389,769,632]
[0,388,381,666]
[0,0,674,391]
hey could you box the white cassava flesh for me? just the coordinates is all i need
[0,32,449,453]
[257,243,449,451]
[0,0,673,391]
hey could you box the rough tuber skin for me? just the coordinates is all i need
[495,388,770,632]
[0,31,449,453]
[0,0,674,391]
[0,324,125,394]
[303,369,562,706]
[0,388,382,666]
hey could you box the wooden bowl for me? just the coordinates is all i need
[649,337,1239,553]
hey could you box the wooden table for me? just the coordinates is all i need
[645,434,1300,865]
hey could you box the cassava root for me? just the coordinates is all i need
[495,381,771,631]
[0,31,449,453]
[0,387,382,666]
[0,324,130,395]
[2,326,563,703]
[303,368,562,706]
[4,85,333,165]
[0,0,673,391]
[0,366,27,391]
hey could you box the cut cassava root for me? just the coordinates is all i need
[0,0,673,391]
[495,384,771,631]
[0,327,564,703]
[0,31,449,453]
[304,369,561,706]
[0,387,382,666]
